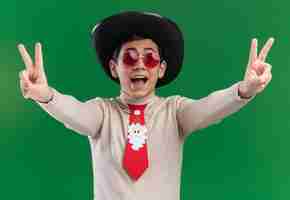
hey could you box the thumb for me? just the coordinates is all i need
[21,70,32,88]
[249,69,261,86]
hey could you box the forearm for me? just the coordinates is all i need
[178,81,253,136]
[35,87,102,137]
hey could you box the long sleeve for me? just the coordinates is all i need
[35,87,104,138]
[176,81,253,138]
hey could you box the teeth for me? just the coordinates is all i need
[133,76,146,79]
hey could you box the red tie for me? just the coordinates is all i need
[122,104,149,181]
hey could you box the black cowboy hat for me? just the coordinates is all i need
[91,11,184,87]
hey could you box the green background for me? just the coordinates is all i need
[1,0,289,199]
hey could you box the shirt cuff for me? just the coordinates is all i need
[232,81,255,102]
[35,87,59,108]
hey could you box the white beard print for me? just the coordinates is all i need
[127,123,148,151]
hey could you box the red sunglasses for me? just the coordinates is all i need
[122,48,161,69]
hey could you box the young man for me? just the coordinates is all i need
[18,11,274,200]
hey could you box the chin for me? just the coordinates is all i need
[130,90,149,99]
[127,85,153,99]
[122,80,157,99]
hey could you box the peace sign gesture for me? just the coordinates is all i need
[18,42,53,103]
[238,38,275,98]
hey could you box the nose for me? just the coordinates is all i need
[132,58,146,70]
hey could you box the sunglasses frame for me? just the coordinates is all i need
[121,48,162,69]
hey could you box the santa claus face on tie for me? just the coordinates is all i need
[109,38,167,99]
[127,123,147,151]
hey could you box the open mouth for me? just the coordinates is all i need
[130,77,148,84]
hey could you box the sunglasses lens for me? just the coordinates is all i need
[123,51,138,66]
[122,50,160,68]
[144,53,160,68]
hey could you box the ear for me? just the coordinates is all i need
[158,60,167,78]
[109,59,118,79]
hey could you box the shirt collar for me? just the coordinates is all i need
[114,94,159,114]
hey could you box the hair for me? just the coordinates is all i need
[111,35,163,62]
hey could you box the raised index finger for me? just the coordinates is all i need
[35,42,44,71]
[248,38,258,66]
[258,37,275,62]
[17,44,33,69]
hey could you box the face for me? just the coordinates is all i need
[109,39,167,99]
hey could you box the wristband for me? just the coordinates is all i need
[238,87,252,99]
[36,91,54,104]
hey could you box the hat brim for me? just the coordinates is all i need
[91,11,184,87]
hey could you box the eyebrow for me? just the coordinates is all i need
[125,47,157,52]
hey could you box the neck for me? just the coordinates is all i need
[119,89,156,105]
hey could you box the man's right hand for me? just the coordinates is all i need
[18,42,53,103]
